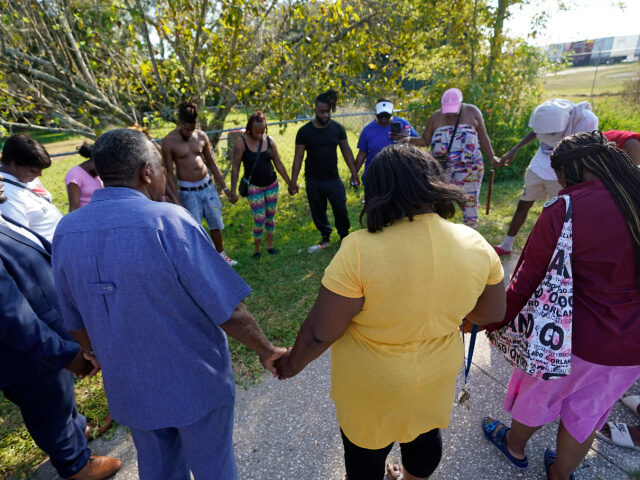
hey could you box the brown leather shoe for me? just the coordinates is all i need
[67,455,122,479]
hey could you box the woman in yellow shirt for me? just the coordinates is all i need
[276,144,506,480]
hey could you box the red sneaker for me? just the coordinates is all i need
[493,245,512,256]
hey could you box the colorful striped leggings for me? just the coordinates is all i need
[247,180,279,238]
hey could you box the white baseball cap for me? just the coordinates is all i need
[375,101,394,115]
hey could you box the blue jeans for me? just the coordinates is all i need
[129,401,237,480]
[179,183,225,231]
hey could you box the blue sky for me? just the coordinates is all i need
[505,0,640,46]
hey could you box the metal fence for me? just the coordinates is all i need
[47,109,409,160]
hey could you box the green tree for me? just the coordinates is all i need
[0,0,142,137]
[401,0,553,177]
[0,0,411,142]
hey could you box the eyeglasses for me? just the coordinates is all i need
[376,113,391,119]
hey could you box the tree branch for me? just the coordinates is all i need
[129,0,170,103]
[0,119,95,138]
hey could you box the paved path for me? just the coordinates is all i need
[30,258,640,480]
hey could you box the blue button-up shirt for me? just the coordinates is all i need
[52,187,251,430]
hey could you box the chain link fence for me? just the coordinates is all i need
[44,107,410,172]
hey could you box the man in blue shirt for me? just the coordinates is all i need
[355,99,418,176]
[52,129,286,480]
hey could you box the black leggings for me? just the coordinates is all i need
[341,428,442,480]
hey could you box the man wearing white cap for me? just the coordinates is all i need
[355,99,418,176]
[493,99,598,255]
[408,88,501,228]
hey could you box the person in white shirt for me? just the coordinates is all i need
[0,134,63,241]
[493,99,598,255]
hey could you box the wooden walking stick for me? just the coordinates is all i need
[485,169,495,215]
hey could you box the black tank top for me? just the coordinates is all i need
[241,136,277,187]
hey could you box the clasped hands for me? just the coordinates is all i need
[288,183,300,196]
[259,347,300,380]
[224,188,239,204]
[65,348,101,379]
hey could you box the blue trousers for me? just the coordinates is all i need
[129,401,236,480]
[3,369,90,478]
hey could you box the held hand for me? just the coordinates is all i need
[274,348,298,380]
[83,351,101,377]
[65,348,94,379]
[288,183,299,196]
[225,189,238,204]
[501,150,515,166]
[490,156,502,167]
[259,346,288,377]
[349,175,360,190]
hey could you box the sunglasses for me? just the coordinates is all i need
[376,113,391,119]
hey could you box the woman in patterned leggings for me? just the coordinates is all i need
[231,111,294,259]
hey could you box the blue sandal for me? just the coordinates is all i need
[544,449,575,480]
[481,417,529,469]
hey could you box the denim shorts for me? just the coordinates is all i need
[178,180,225,231]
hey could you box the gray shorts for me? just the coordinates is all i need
[178,178,225,231]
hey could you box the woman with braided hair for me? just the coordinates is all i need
[481,130,640,480]
[230,111,294,259]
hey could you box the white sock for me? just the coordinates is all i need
[500,235,516,251]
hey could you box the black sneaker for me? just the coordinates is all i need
[252,252,261,260]
[267,248,278,255]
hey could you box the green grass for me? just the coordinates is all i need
[0,131,83,148]
[543,62,640,101]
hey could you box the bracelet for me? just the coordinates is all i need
[223,187,230,192]
[85,350,95,356]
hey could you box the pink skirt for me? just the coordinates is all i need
[504,355,640,443]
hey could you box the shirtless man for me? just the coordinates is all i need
[162,100,238,266]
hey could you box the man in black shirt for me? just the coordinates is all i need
[290,90,360,251]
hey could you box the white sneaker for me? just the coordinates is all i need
[219,251,238,266]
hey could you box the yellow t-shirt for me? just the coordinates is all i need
[322,213,503,449]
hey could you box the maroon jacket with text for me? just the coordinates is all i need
[486,178,640,366]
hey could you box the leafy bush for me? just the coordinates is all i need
[595,97,640,133]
